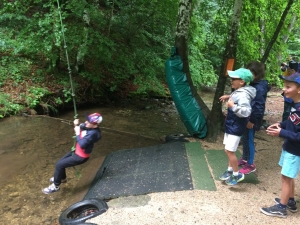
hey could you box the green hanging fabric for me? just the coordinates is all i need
[165,47,207,138]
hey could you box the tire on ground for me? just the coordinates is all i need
[59,198,108,225]
[165,134,188,143]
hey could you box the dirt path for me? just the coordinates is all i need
[87,90,300,224]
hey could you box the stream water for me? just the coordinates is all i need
[0,98,188,224]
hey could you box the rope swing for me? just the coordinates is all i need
[56,0,78,119]
[56,0,81,177]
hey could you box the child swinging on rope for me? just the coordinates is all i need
[42,113,102,194]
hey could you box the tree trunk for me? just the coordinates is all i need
[75,9,90,73]
[283,13,297,43]
[259,18,265,57]
[107,0,114,37]
[206,0,244,142]
[260,0,294,64]
[175,0,210,119]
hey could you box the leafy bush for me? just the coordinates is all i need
[0,93,24,118]
[21,87,50,109]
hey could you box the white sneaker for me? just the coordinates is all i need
[42,183,60,194]
[49,177,67,184]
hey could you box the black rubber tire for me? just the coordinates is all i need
[72,223,98,225]
[165,134,188,143]
[59,198,108,225]
[73,223,98,225]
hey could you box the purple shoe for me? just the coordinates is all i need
[238,158,247,166]
[239,163,256,174]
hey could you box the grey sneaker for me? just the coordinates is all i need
[225,172,244,186]
[49,177,67,184]
[42,183,60,194]
[274,197,297,212]
[260,204,287,218]
[219,170,233,181]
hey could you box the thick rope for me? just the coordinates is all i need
[56,0,80,177]
[56,0,78,119]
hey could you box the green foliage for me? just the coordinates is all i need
[287,21,300,58]
[22,87,50,108]
[189,3,221,88]
[0,93,24,118]
[0,56,32,83]
[62,88,73,103]
[78,0,178,95]
[238,0,300,86]
[0,0,299,117]
[190,0,234,70]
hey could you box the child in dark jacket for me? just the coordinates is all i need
[42,113,102,194]
[238,61,271,174]
[260,73,300,218]
[219,68,256,185]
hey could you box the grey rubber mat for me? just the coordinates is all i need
[84,142,193,200]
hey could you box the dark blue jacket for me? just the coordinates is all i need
[76,123,101,154]
[280,102,300,156]
[249,80,271,131]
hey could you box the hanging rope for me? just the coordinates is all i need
[56,0,78,119]
[56,0,81,177]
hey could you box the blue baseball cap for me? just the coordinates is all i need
[279,73,300,85]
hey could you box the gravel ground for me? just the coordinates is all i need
[87,139,300,225]
[86,91,300,225]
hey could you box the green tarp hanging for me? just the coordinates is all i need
[165,47,207,138]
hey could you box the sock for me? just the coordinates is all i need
[228,167,233,172]
[233,171,239,176]
[278,203,287,210]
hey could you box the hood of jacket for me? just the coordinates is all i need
[234,85,256,101]
[250,80,271,94]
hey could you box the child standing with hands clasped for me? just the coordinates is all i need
[219,68,256,185]
[260,73,300,218]
[238,61,270,174]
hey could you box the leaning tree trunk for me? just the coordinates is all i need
[75,9,90,73]
[261,0,294,64]
[206,0,244,142]
[259,18,265,57]
[175,0,210,119]
[282,13,297,43]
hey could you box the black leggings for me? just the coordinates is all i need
[53,151,88,186]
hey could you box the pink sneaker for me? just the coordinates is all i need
[239,163,256,174]
[238,158,247,166]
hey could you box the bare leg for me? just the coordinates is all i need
[280,175,293,205]
[291,179,295,198]
[225,150,238,172]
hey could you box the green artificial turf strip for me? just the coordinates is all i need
[185,142,217,191]
[205,149,259,184]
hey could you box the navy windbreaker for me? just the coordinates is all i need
[248,80,271,131]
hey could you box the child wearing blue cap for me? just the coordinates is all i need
[42,113,102,194]
[219,68,256,185]
[261,73,300,218]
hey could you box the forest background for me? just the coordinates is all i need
[0,0,299,137]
